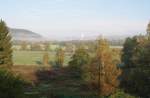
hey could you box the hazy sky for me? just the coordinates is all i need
[0,0,150,40]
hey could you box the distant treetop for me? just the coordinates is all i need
[147,21,150,35]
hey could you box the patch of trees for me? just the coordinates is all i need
[120,22,150,97]
[69,38,121,96]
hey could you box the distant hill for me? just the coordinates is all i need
[9,28,44,41]
[8,28,134,43]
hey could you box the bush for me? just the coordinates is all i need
[0,68,25,98]
[109,90,137,98]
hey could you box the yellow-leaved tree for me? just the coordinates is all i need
[88,38,121,96]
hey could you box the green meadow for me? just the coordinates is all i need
[13,51,71,66]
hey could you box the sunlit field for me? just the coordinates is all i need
[13,51,71,66]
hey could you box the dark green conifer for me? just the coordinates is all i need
[0,20,13,66]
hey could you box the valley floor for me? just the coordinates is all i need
[13,51,71,66]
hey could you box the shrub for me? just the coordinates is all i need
[109,90,137,98]
[0,68,25,98]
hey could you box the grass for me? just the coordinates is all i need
[13,51,71,66]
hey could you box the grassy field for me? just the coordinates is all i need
[13,47,121,66]
[13,51,71,66]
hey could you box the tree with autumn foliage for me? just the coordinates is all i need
[43,52,49,66]
[0,20,13,66]
[55,47,65,67]
[87,38,121,96]
[21,41,28,51]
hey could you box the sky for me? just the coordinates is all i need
[0,0,150,40]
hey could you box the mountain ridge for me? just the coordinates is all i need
[9,28,44,41]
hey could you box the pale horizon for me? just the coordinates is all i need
[1,0,150,40]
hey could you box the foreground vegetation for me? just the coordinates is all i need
[0,68,26,98]
[11,66,136,98]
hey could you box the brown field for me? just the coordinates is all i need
[11,65,51,83]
